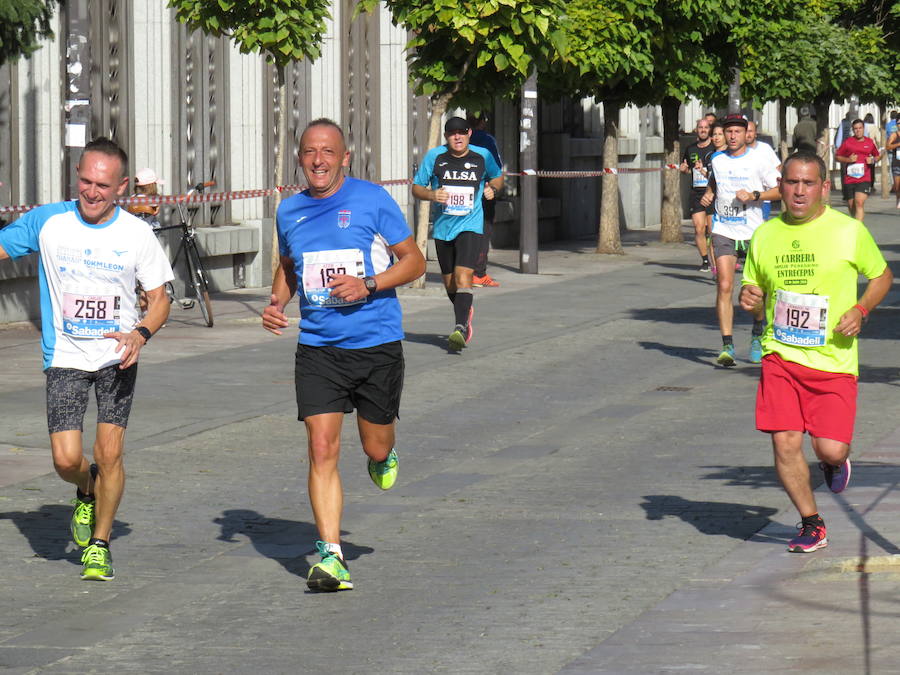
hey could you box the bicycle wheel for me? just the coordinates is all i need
[184,238,214,327]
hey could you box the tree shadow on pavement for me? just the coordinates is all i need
[640,495,783,543]
[858,366,900,386]
[0,504,132,564]
[630,306,720,328]
[642,260,704,272]
[651,272,714,285]
[213,508,373,580]
[699,465,781,490]
[854,306,900,341]
[403,332,453,350]
[638,341,720,366]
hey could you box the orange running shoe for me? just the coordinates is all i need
[473,274,499,287]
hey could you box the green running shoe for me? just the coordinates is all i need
[80,544,114,581]
[71,497,95,548]
[716,344,736,367]
[368,448,398,490]
[307,541,353,591]
[448,326,467,351]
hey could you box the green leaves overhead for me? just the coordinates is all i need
[358,0,569,107]
[0,0,58,65]
[168,0,330,68]
[542,0,898,109]
[735,0,899,105]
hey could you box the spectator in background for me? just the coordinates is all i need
[886,124,900,206]
[126,168,164,230]
[792,108,818,154]
[863,113,877,140]
[467,113,503,288]
[886,111,898,138]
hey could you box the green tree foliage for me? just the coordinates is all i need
[167,0,330,67]
[358,0,568,109]
[735,1,898,107]
[168,0,332,275]
[0,0,58,65]
[544,0,741,250]
[357,0,568,279]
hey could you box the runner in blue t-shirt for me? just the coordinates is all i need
[262,119,425,592]
[412,116,503,351]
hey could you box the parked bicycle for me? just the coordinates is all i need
[154,181,215,327]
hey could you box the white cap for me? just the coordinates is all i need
[135,168,164,186]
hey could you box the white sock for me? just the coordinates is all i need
[324,542,343,559]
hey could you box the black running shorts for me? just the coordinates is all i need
[46,365,138,434]
[841,180,872,202]
[434,231,481,275]
[294,341,404,424]
[689,189,714,216]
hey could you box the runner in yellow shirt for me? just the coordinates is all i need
[739,151,892,553]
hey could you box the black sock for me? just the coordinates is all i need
[701,255,709,263]
[446,290,456,303]
[453,289,473,327]
[76,489,94,502]
[752,320,764,336]
[801,513,822,525]
[88,538,109,549]
[722,335,734,346]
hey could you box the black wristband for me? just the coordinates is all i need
[134,326,152,342]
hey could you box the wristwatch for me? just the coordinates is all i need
[752,190,761,201]
[363,276,377,295]
[134,326,152,342]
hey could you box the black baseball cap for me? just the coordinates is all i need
[722,114,748,129]
[444,117,471,134]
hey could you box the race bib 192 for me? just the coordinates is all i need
[773,289,829,347]
[62,291,121,338]
[301,248,366,308]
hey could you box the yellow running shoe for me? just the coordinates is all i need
[80,544,115,581]
[70,498,95,548]
[368,449,398,490]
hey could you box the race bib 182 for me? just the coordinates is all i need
[301,248,366,308]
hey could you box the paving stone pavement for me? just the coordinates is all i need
[1,196,899,674]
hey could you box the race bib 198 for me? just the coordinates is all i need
[773,289,829,347]
[62,291,121,338]
[301,248,366,308]
[443,185,476,216]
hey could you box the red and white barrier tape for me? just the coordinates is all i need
[513,165,678,177]
[0,165,680,216]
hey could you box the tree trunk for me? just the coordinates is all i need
[271,66,287,276]
[880,103,890,198]
[597,99,623,254]
[778,101,788,161]
[411,93,451,289]
[813,95,831,162]
[659,96,682,243]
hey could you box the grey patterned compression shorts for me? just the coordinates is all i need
[45,365,138,434]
